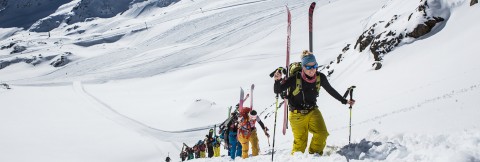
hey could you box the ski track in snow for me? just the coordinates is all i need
[72,81,220,142]
[332,81,480,131]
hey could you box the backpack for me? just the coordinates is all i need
[238,108,257,139]
[287,62,321,98]
[228,115,238,131]
[212,136,221,147]
[199,144,206,151]
[238,115,252,139]
[219,129,225,139]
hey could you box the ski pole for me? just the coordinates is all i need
[345,86,356,145]
[272,93,279,162]
[349,107,352,145]
[251,84,255,109]
[261,127,271,147]
[267,137,271,147]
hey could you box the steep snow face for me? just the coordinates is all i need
[0,0,71,29]
[25,0,180,32]
[66,0,180,24]
[66,0,135,24]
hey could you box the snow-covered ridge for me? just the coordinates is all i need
[0,0,180,32]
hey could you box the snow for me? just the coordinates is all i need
[1,0,480,162]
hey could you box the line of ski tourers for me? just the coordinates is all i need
[180,91,271,161]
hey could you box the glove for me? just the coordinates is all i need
[269,67,287,78]
[280,91,287,99]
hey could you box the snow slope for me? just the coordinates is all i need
[1,0,479,161]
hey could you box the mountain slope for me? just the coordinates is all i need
[0,0,479,162]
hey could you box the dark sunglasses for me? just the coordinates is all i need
[304,64,318,70]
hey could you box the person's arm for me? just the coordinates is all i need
[256,118,270,137]
[274,75,295,94]
[256,118,267,130]
[320,73,348,104]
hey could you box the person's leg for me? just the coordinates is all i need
[250,130,260,156]
[308,108,329,155]
[236,140,242,157]
[229,132,237,159]
[208,146,214,157]
[237,134,250,159]
[289,111,309,154]
[214,146,220,157]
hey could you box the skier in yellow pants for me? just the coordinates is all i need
[237,108,269,159]
[273,51,354,155]
[213,136,221,157]
[289,107,328,154]
[213,145,220,157]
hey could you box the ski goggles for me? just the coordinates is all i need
[304,64,318,70]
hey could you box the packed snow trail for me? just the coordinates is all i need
[73,81,219,141]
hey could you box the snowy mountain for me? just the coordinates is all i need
[1,0,479,162]
[0,0,71,29]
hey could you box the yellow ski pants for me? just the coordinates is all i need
[237,129,260,159]
[289,108,329,155]
[213,146,220,157]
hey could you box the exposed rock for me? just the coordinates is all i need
[66,25,81,32]
[337,54,343,64]
[471,0,478,6]
[372,62,382,70]
[353,0,446,66]
[354,23,377,52]
[342,44,351,53]
[417,0,429,16]
[0,52,72,69]
[1,42,15,50]
[385,15,398,28]
[370,31,404,61]
[327,70,334,77]
[0,83,11,89]
[10,45,26,54]
[406,17,444,38]
[50,52,73,67]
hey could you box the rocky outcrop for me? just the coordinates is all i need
[472,0,478,6]
[50,52,73,67]
[0,42,15,50]
[406,17,444,38]
[0,83,11,89]
[370,31,404,61]
[11,45,26,54]
[0,52,73,70]
[354,0,448,69]
[354,24,376,53]
[342,44,351,53]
